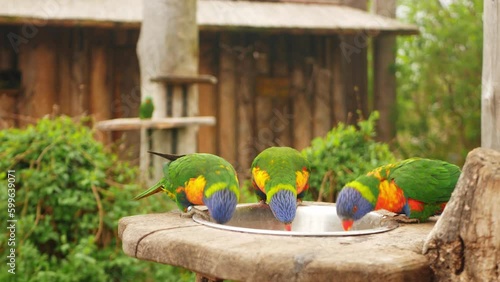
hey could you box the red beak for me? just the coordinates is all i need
[342,219,354,231]
[285,223,292,231]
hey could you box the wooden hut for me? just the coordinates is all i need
[0,0,417,176]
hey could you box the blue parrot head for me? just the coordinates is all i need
[269,189,297,228]
[204,189,238,224]
[336,187,374,231]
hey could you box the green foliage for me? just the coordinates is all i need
[395,0,482,164]
[302,112,396,202]
[0,116,193,282]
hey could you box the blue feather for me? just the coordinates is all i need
[204,189,238,224]
[269,190,297,224]
[336,188,374,221]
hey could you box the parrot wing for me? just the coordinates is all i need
[389,158,461,204]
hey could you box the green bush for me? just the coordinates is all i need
[0,116,193,282]
[395,0,482,164]
[302,112,396,202]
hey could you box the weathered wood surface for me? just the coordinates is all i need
[481,0,500,151]
[423,148,500,281]
[0,0,418,35]
[119,211,435,281]
[94,117,215,131]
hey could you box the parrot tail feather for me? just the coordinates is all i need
[134,181,164,200]
[148,151,185,161]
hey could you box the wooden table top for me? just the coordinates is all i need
[119,208,435,282]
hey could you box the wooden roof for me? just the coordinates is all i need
[0,0,418,35]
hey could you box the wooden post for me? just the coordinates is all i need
[372,0,397,142]
[423,148,500,281]
[481,0,500,151]
[137,0,198,180]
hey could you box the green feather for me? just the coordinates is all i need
[387,158,460,203]
[349,158,461,221]
[134,153,240,212]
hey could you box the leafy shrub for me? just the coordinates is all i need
[302,112,396,202]
[0,116,192,282]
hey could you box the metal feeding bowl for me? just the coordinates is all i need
[192,202,398,236]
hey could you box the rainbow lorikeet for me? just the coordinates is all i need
[336,158,461,231]
[139,96,154,119]
[251,147,310,231]
[134,151,240,224]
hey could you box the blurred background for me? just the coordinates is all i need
[0,0,483,281]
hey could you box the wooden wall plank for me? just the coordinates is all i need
[57,28,73,116]
[271,34,293,148]
[90,28,112,121]
[341,0,368,124]
[236,33,256,178]
[292,35,312,150]
[338,34,368,124]
[197,32,218,154]
[217,33,237,164]
[254,33,275,153]
[0,26,19,128]
[90,28,112,142]
[71,28,90,116]
[372,0,397,142]
[18,27,57,126]
[331,36,346,124]
[312,35,332,139]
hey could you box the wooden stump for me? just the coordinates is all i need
[423,148,500,281]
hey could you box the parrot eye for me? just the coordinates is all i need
[352,206,358,213]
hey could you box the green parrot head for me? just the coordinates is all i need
[336,175,379,231]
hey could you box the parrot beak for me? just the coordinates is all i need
[284,223,292,231]
[342,219,354,231]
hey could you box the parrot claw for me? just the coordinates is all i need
[390,214,420,224]
[181,206,210,221]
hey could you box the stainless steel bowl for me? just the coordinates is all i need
[192,202,398,236]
